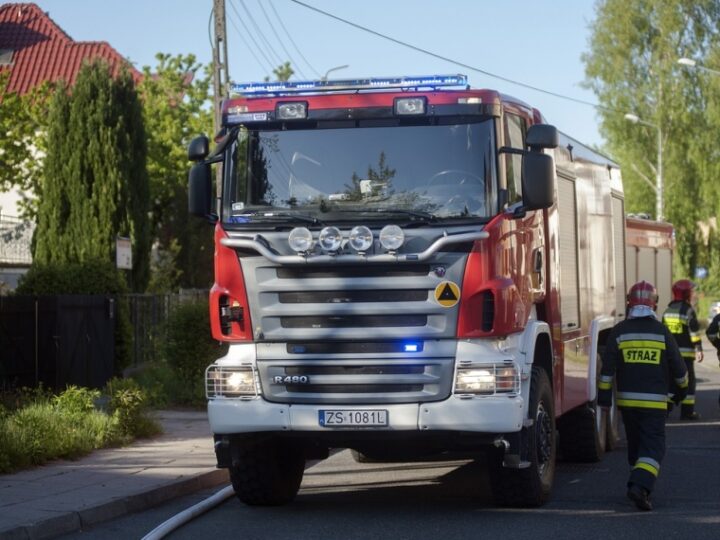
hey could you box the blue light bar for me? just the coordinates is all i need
[230,74,468,96]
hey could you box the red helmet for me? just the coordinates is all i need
[627,280,658,310]
[671,279,695,302]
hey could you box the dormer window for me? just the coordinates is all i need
[0,49,14,66]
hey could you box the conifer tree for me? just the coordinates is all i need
[34,60,150,291]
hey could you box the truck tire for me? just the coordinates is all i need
[490,367,556,507]
[558,402,605,462]
[229,439,305,506]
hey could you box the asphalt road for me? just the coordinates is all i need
[61,361,720,540]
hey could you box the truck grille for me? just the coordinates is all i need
[256,355,454,404]
[240,252,467,403]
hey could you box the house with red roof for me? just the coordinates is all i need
[0,2,141,288]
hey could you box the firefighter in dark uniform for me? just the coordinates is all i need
[598,281,688,511]
[662,279,704,420]
[705,312,720,408]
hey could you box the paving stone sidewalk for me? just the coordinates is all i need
[0,410,228,540]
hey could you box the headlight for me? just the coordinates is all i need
[394,97,426,115]
[206,366,257,398]
[288,227,313,253]
[318,226,342,252]
[454,364,519,395]
[379,224,404,251]
[277,101,308,120]
[349,225,373,252]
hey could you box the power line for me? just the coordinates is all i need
[269,0,322,78]
[290,0,615,113]
[227,0,277,73]
[257,0,307,79]
[237,0,285,67]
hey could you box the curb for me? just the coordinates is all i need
[0,469,229,540]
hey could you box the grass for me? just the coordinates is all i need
[0,383,161,474]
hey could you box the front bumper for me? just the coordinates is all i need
[208,394,524,434]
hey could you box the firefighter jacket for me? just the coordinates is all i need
[706,313,720,349]
[598,316,688,411]
[662,301,703,360]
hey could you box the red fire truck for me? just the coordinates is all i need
[187,75,666,507]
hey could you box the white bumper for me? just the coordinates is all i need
[208,394,524,434]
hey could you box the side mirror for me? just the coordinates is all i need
[188,135,210,162]
[526,124,558,150]
[521,152,554,210]
[188,162,213,218]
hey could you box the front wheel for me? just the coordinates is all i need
[229,438,305,506]
[490,366,556,507]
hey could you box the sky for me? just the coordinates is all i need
[11,0,605,148]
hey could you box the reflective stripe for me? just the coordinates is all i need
[618,340,665,350]
[617,399,668,410]
[617,391,667,402]
[676,375,688,388]
[708,331,719,339]
[690,334,701,343]
[682,395,696,405]
[617,333,666,344]
[663,313,688,322]
[598,381,612,390]
[634,457,660,477]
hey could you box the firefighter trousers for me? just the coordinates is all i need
[621,408,666,493]
[681,358,696,416]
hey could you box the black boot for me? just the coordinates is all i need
[627,484,653,511]
[681,411,701,420]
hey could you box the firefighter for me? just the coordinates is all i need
[705,311,720,408]
[598,281,688,511]
[662,279,704,420]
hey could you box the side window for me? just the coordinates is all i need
[504,112,526,204]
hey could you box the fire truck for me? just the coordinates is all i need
[187,75,665,507]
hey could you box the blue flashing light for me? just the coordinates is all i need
[403,342,421,353]
[230,75,468,96]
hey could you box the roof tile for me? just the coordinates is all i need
[0,2,140,94]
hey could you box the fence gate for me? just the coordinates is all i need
[0,295,115,390]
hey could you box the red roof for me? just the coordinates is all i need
[0,3,141,94]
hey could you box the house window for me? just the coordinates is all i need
[0,49,14,66]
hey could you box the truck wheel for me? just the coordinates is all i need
[490,367,556,507]
[229,439,305,506]
[558,402,606,462]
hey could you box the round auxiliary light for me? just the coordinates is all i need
[318,226,343,252]
[379,224,404,251]
[349,225,373,252]
[288,227,313,253]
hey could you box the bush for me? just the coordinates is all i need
[53,386,99,415]
[105,377,161,439]
[160,300,226,405]
[15,258,133,372]
[0,383,161,474]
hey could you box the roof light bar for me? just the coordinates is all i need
[231,74,468,96]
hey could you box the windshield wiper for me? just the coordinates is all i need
[230,210,324,226]
[375,208,438,222]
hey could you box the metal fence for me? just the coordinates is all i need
[126,289,209,367]
[0,215,34,266]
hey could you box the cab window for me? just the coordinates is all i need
[504,112,526,204]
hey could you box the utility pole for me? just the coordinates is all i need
[212,0,229,199]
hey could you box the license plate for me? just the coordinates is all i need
[319,409,388,427]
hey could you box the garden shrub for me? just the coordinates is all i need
[159,300,226,405]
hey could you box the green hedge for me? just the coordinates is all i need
[159,300,227,405]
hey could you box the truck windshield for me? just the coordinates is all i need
[224,118,497,223]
